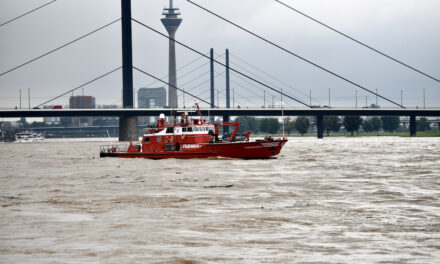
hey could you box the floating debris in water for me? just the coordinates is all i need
[204,185,234,188]
[285,201,311,208]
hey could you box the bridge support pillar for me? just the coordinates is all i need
[120,0,136,141]
[317,115,324,139]
[410,115,416,137]
[119,116,138,141]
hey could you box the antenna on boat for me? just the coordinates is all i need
[195,103,202,117]
[106,130,112,144]
[281,103,285,139]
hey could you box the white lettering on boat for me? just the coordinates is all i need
[182,144,202,149]
[262,142,280,147]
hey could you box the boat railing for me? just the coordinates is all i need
[100,144,129,154]
[253,133,288,141]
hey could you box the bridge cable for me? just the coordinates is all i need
[180,69,211,88]
[229,87,261,108]
[274,0,440,84]
[230,52,316,103]
[209,68,262,107]
[214,50,282,100]
[144,52,208,88]
[179,53,224,88]
[214,50,302,104]
[185,0,405,109]
[34,66,122,109]
[0,0,57,28]
[132,18,310,108]
[186,76,215,93]
[146,61,209,89]
[0,18,121,78]
[188,70,225,94]
[215,70,267,106]
[228,59,303,104]
[133,66,217,108]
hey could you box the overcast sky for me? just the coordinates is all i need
[0,0,439,109]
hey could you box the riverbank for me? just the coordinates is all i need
[280,131,440,137]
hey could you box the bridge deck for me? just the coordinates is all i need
[1,108,440,118]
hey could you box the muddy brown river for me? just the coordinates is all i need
[1,137,439,263]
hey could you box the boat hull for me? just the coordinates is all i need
[100,139,287,159]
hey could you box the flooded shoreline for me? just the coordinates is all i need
[1,137,439,263]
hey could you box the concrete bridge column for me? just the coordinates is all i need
[317,115,324,139]
[410,115,417,137]
[119,116,138,141]
[119,0,137,141]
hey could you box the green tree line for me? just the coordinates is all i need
[233,116,434,136]
[234,116,311,136]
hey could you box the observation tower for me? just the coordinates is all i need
[161,0,182,108]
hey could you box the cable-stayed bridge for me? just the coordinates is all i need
[2,108,439,138]
[1,0,439,140]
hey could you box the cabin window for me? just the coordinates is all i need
[182,127,187,132]
[165,144,174,152]
[187,127,193,132]
[166,127,174,134]
[193,127,199,132]
[144,137,150,143]
[157,136,161,142]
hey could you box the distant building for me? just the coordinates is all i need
[138,87,166,108]
[0,120,21,128]
[70,96,95,109]
[138,87,166,124]
[69,96,95,126]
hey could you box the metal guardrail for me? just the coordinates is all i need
[2,107,440,118]
[99,144,129,154]
[1,107,440,111]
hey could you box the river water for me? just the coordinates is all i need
[0,137,439,263]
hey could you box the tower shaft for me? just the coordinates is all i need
[168,34,178,108]
[161,1,182,108]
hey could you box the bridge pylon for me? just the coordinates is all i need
[119,0,138,141]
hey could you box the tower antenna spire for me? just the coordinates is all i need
[170,0,173,9]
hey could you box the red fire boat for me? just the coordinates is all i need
[100,106,287,159]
